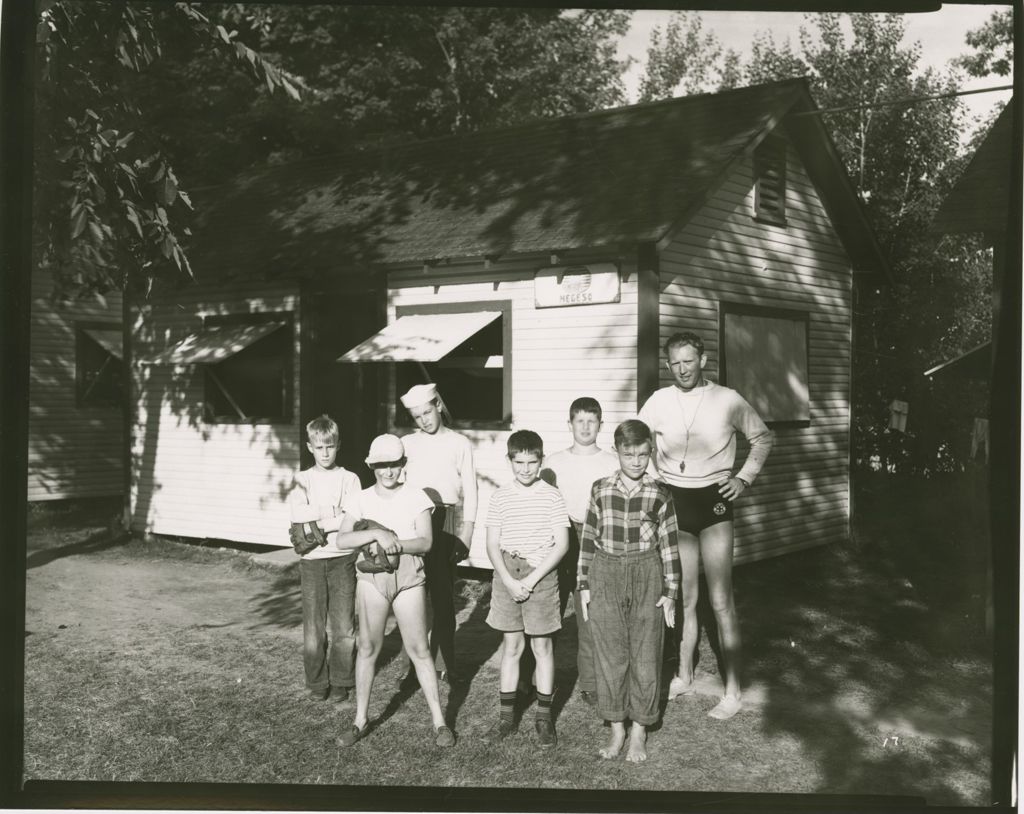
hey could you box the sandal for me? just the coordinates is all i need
[337,723,368,747]
[434,725,456,748]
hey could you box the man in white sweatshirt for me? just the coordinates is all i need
[639,331,773,721]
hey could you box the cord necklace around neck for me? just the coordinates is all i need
[677,379,706,474]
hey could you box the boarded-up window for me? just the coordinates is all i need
[393,302,511,429]
[76,323,124,407]
[202,314,294,424]
[753,134,787,225]
[720,304,809,424]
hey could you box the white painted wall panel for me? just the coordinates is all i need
[658,144,854,564]
[28,268,124,501]
[389,254,638,567]
[129,281,301,547]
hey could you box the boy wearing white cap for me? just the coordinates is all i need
[398,382,477,683]
[332,433,455,748]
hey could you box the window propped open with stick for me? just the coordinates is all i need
[76,323,124,408]
[143,314,294,424]
[338,302,512,429]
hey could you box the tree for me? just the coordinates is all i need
[33,1,301,302]
[744,31,808,86]
[954,8,1013,78]
[742,14,988,473]
[124,6,631,188]
[638,12,985,472]
[638,11,739,100]
[36,5,634,302]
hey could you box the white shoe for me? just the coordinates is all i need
[667,676,695,700]
[708,695,742,720]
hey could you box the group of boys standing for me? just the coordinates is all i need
[289,331,773,760]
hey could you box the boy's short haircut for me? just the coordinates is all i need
[568,396,603,422]
[614,419,652,449]
[507,429,544,459]
[306,414,339,445]
[663,331,705,358]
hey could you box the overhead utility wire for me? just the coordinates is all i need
[793,84,1013,116]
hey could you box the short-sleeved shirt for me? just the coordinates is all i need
[291,466,362,560]
[401,427,477,520]
[341,484,435,542]
[485,480,569,567]
[542,447,620,524]
[577,472,681,600]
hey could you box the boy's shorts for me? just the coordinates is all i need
[356,554,425,603]
[669,483,734,535]
[487,550,561,636]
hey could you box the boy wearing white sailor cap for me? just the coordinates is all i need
[398,382,478,683]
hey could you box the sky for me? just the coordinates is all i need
[615,5,1012,127]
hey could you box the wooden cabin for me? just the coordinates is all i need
[927,99,1014,380]
[129,79,888,565]
[28,268,124,502]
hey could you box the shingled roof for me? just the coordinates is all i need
[191,78,886,280]
[932,100,1014,235]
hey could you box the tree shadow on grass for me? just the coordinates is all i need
[249,563,303,630]
[738,477,993,805]
[436,576,505,729]
[26,527,131,570]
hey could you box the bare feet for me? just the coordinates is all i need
[708,694,742,720]
[599,722,626,759]
[625,723,647,763]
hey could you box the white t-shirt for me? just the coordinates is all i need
[290,466,362,559]
[638,381,773,488]
[542,447,620,524]
[341,484,435,542]
[401,426,477,519]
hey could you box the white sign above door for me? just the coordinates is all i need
[534,263,621,308]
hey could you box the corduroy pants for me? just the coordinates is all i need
[589,546,665,725]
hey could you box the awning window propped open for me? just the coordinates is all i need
[338,311,502,363]
[145,322,287,365]
[82,327,123,360]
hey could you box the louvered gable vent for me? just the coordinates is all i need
[753,134,787,225]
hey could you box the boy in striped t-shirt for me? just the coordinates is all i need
[483,430,569,747]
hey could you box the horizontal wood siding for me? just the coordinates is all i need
[130,281,301,546]
[28,269,124,500]
[659,144,853,564]
[388,251,638,567]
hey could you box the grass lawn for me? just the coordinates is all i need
[21,476,993,805]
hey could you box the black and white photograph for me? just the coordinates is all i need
[1,0,1018,810]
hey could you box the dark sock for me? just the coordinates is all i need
[536,691,553,721]
[500,691,516,723]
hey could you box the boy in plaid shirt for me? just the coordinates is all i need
[578,419,680,762]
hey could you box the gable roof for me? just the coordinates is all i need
[191,78,888,281]
[932,99,1014,235]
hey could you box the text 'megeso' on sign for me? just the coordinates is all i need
[534,263,621,308]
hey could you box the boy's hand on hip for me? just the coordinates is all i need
[579,589,591,622]
[656,596,675,627]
